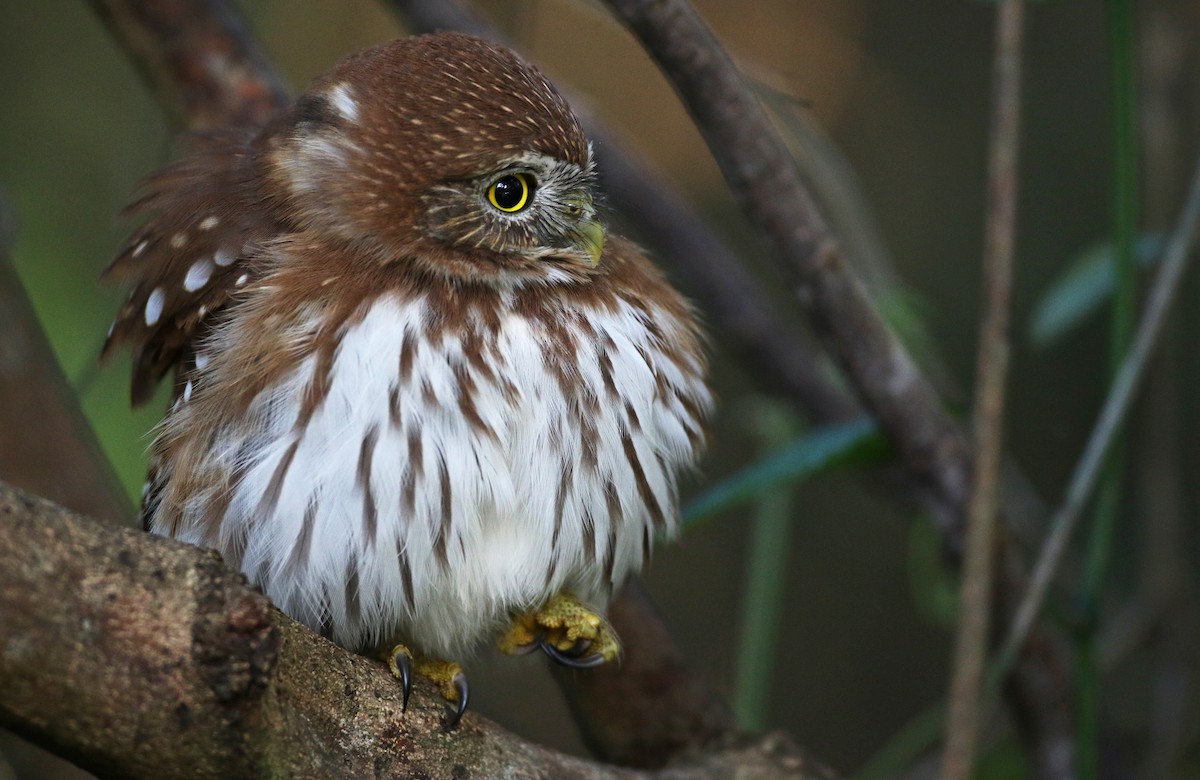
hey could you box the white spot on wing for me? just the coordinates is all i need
[195,353,209,370]
[132,240,149,258]
[170,233,188,249]
[183,258,214,292]
[144,288,164,326]
[214,248,235,267]
[198,215,220,231]
[235,273,249,286]
[183,380,193,402]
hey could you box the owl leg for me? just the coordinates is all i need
[497,591,621,668]
[386,644,470,728]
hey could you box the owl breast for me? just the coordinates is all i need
[152,285,709,660]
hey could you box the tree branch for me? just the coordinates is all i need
[0,239,130,525]
[598,0,971,532]
[0,481,828,779]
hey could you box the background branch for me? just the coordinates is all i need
[941,3,1025,778]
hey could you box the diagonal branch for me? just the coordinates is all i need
[0,240,130,525]
[598,0,971,533]
[0,481,822,780]
[86,0,290,129]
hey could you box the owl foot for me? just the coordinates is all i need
[498,591,620,669]
[386,644,470,729]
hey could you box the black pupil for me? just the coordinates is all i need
[493,176,525,209]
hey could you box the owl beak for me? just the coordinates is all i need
[575,218,605,268]
[562,192,604,267]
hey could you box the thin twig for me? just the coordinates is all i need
[941,3,1025,779]
[1000,152,1200,667]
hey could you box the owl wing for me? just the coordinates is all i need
[102,129,281,405]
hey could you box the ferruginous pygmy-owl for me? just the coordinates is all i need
[103,32,712,725]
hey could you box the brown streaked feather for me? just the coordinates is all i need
[102,129,282,405]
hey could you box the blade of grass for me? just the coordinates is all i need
[1029,234,1163,348]
[682,416,886,529]
[1076,2,1139,776]
[731,403,798,730]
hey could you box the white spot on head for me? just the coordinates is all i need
[132,240,149,258]
[195,353,209,370]
[183,380,193,403]
[170,233,188,249]
[144,287,164,326]
[198,215,220,231]
[214,247,235,267]
[183,258,214,292]
[329,83,359,123]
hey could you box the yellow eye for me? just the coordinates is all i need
[487,173,533,213]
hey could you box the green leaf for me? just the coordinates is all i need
[682,417,887,529]
[1028,233,1164,348]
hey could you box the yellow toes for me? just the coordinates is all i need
[498,591,621,665]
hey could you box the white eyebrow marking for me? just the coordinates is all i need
[144,287,164,326]
[329,83,359,123]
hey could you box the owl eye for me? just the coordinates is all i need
[487,173,534,213]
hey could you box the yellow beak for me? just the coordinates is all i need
[575,218,605,268]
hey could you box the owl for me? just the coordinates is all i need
[103,32,711,726]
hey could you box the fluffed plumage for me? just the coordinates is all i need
[105,33,711,673]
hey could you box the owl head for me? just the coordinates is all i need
[262,32,604,283]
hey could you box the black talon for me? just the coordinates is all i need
[540,641,606,669]
[445,673,470,730]
[394,652,412,712]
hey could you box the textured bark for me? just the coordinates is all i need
[0,481,828,780]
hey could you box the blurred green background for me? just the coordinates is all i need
[3,1,1200,777]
